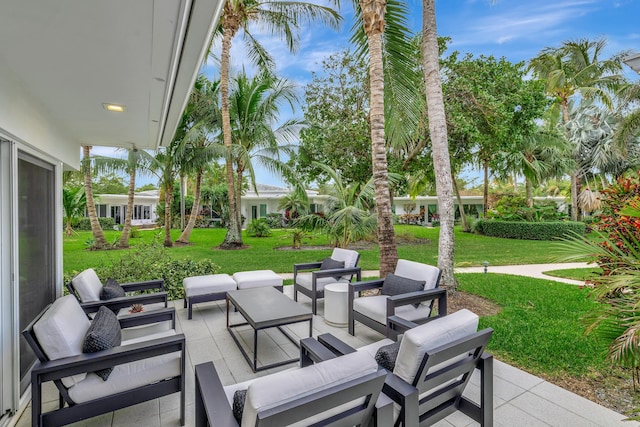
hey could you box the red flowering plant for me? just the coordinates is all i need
[556,172,640,377]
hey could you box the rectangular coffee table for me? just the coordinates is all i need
[226,286,313,372]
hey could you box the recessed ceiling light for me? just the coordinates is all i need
[103,103,126,112]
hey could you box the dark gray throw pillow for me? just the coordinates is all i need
[233,389,247,423]
[375,341,401,371]
[100,277,126,300]
[82,306,122,380]
[320,257,345,280]
[381,273,426,297]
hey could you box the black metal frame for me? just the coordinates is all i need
[348,269,445,338]
[22,305,186,427]
[302,327,494,427]
[195,360,390,427]
[66,277,168,315]
[293,254,362,315]
[226,292,312,372]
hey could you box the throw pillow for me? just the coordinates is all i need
[320,257,345,280]
[381,273,426,297]
[100,278,126,300]
[233,389,247,423]
[82,306,122,380]
[375,341,401,371]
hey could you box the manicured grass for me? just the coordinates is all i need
[63,225,563,275]
[458,273,609,377]
[543,267,603,282]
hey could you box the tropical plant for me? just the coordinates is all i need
[277,189,308,222]
[227,70,303,236]
[246,219,271,237]
[176,76,220,244]
[556,173,640,382]
[214,0,341,249]
[62,186,86,237]
[295,163,378,248]
[92,148,156,248]
[81,146,109,249]
[529,38,627,221]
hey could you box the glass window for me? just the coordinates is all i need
[259,204,267,217]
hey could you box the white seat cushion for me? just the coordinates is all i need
[68,351,181,403]
[331,248,359,280]
[394,309,479,384]
[352,295,432,325]
[33,295,91,387]
[233,270,283,289]
[183,274,236,297]
[395,260,440,290]
[241,350,378,427]
[71,268,103,302]
[295,272,347,292]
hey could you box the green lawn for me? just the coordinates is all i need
[64,225,564,275]
[543,267,603,282]
[458,273,609,378]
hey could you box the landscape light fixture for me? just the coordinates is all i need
[102,103,126,112]
[483,261,489,273]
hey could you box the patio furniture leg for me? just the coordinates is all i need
[254,328,258,372]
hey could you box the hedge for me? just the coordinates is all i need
[74,217,116,231]
[474,220,585,240]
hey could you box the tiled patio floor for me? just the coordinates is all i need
[15,286,638,427]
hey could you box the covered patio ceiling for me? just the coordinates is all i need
[0,0,222,152]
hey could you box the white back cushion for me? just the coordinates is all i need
[394,309,479,384]
[331,248,359,268]
[395,260,440,291]
[72,268,103,302]
[33,295,91,387]
[242,350,377,427]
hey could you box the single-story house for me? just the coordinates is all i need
[92,190,160,227]
[0,1,224,425]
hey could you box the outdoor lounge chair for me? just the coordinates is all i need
[348,259,444,337]
[293,247,361,315]
[22,294,186,427]
[67,267,167,315]
[194,349,392,427]
[301,308,494,427]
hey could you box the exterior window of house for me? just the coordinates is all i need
[133,204,143,220]
[259,204,267,217]
[143,206,150,219]
[96,204,107,217]
[310,203,316,213]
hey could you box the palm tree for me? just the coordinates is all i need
[62,186,86,237]
[507,127,574,208]
[615,83,640,150]
[529,38,625,220]
[215,0,341,249]
[176,78,221,244]
[227,70,302,233]
[153,146,180,247]
[278,189,308,222]
[421,0,455,287]
[92,148,155,248]
[348,0,416,276]
[82,146,109,248]
[296,163,377,248]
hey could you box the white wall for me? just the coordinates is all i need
[0,67,79,169]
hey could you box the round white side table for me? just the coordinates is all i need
[323,282,349,326]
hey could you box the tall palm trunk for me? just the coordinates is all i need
[525,177,534,208]
[82,146,108,248]
[119,167,136,248]
[177,170,202,243]
[361,0,398,278]
[482,159,489,217]
[422,0,455,288]
[236,166,244,234]
[220,12,243,248]
[164,182,174,247]
[452,173,468,232]
[562,100,581,221]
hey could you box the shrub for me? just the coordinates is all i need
[474,220,585,240]
[246,219,271,237]
[68,240,220,301]
[488,195,567,222]
[264,213,285,228]
[76,217,115,231]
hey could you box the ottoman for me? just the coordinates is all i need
[183,274,237,319]
[233,270,284,290]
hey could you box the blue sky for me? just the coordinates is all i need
[107,0,640,189]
